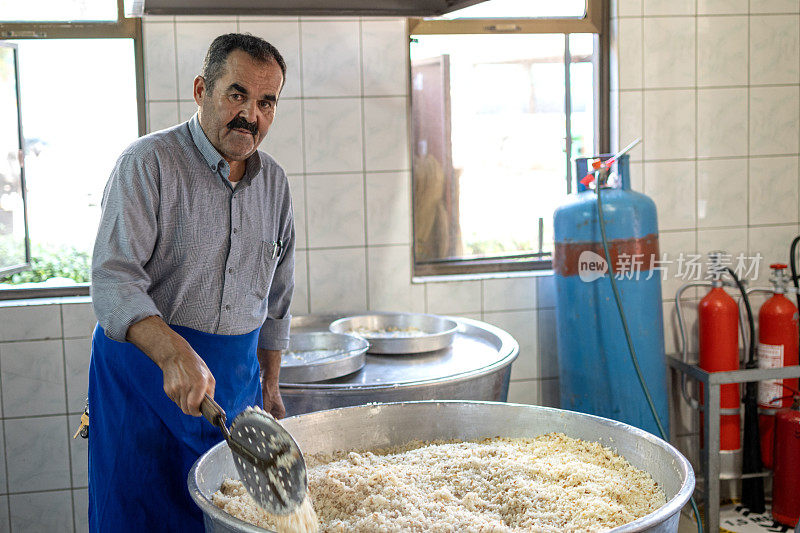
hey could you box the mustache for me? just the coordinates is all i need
[227,116,258,136]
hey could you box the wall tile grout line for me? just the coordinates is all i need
[171,19,181,131]
[640,8,646,196]
[296,18,313,316]
[292,168,413,177]
[359,18,371,311]
[648,154,800,163]
[0,413,85,422]
[0,337,10,530]
[620,83,800,92]
[694,0,699,310]
[59,305,78,532]
[0,487,78,498]
[747,1,751,259]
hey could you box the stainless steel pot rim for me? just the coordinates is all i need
[188,449,268,533]
[280,317,519,389]
[188,400,695,533]
[329,312,460,341]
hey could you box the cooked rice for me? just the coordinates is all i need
[212,433,665,532]
[212,479,318,533]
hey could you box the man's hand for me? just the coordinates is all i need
[257,348,285,419]
[127,316,216,416]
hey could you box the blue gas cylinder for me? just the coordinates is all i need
[552,154,669,438]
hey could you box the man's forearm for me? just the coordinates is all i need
[126,315,216,416]
[127,315,190,369]
[257,348,282,382]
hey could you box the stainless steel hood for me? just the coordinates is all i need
[128,0,489,17]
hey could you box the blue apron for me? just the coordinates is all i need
[88,323,263,533]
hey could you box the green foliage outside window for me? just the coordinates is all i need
[0,242,90,284]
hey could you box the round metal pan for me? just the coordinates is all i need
[329,312,459,354]
[280,332,367,383]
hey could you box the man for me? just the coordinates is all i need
[88,33,294,532]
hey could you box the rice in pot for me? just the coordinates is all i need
[211,433,665,532]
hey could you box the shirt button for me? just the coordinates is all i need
[228,267,234,274]
[232,228,238,234]
[225,304,231,311]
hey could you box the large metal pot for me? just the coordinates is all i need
[189,401,695,533]
[282,315,519,416]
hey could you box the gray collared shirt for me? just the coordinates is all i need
[91,114,294,350]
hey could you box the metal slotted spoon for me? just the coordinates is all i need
[200,395,308,515]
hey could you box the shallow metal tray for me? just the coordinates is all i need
[329,312,458,354]
[280,332,367,383]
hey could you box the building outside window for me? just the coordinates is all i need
[409,0,608,276]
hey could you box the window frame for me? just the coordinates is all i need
[0,0,145,300]
[0,42,30,279]
[408,0,610,278]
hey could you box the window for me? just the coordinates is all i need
[410,0,608,277]
[0,2,144,298]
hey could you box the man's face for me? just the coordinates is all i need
[194,49,284,163]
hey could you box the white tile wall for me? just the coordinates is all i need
[643,160,697,230]
[697,16,748,87]
[750,86,799,156]
[303,98,364,173]
[266,99,304,175]
[9,490,73,533]
[0,340,65,417]
[5,416,71,493]
[300,20,361,97]
[305,173,365,248]
[643,17,695,88]
[643,0,695,16]
[643,89,696,160]
[614,3,800,459]
[696,159,748,228]
[750,15,800,85]
[308,247,368,313]
[697,0,748,14]
[697,88,748,158]
[365,172,411,246]
[0,299,93,531]
[366,245,425,313]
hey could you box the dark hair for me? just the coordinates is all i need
[201,33,286,93]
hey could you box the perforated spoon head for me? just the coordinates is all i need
[228,406,308,515]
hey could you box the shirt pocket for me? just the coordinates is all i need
[252,240,279,299]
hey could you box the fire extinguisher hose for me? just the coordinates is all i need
[724,267,765,513]
[789,236,800,314]
[595,184,703,532]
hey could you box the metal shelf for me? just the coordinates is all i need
[667,357,800,532]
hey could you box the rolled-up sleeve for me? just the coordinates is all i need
[257,200,295,351]
[91,152,163,342]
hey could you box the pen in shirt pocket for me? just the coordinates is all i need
[270,239,283,259]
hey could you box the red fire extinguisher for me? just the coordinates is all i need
[699,276,741,451]
[758,264,800,469]
[772,398,800,527]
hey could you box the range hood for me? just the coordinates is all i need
[128,0,489,17]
